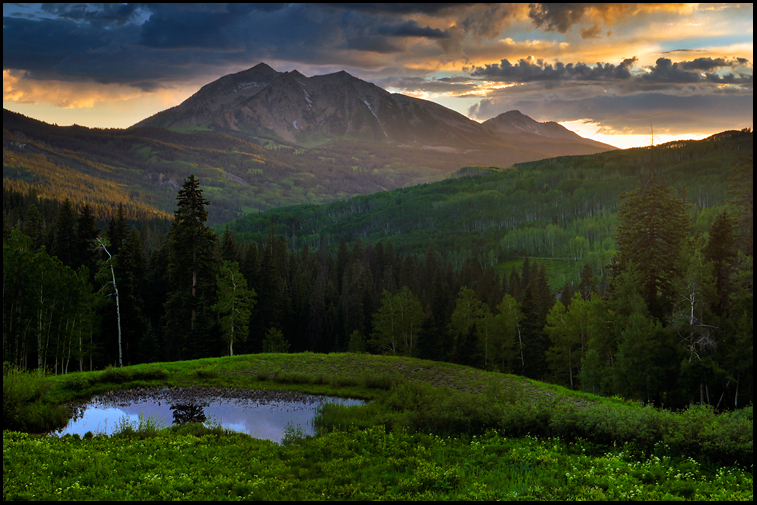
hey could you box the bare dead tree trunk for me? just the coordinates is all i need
[97,238,123,367]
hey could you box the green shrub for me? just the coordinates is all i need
[262,328,290,353]
[62,372,94,391]
[314,401,383,434]
[3,363,68,433]
[195,368,219,379]
[281,421,309,446]
[99,366,169,384]
[330,376,360,387]
[362,373,394,390]
[4,363,47,426]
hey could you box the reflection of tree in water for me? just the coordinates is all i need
[170,404,207,425]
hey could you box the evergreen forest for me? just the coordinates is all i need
[2,129,753,411]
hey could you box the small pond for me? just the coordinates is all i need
[51,386,365,444]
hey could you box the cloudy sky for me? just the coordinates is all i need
[3,3,753,148]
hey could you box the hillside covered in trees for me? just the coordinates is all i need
[225,130,752,289]
[3,128,753,410]
[4,108,600,227]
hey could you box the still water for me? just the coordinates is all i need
[52,386,365,444]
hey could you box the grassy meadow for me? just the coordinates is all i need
[3,353,753,500]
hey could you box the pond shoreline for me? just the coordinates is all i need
[54,386,366,441]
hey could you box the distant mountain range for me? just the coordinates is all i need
[133,62,615,155]
[4,63,617,227]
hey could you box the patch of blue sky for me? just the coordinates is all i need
[656,35,753,54]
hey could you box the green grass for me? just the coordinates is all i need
[3,427,751,500]
[3,353,753,500]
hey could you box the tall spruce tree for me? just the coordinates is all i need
[727,156,753,256]
[164,174,218,360]
[75,204,100,276]
[21,203,43,250]
[703,211,737,315]
[615,177,690,320]
[519,286,549,379]
[52,198,77,268]
[577,263,598,301]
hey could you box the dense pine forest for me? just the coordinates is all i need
[2,131,753,412]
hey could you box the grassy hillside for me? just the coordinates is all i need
[225,130,752,289]
[3,354,753,500]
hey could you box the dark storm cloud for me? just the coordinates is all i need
[4,3,470,90]
[642,58,752,85]
[376,20,450,39]
[470,57,638,82]
[529,3,590,34]
[526,3,660,38]
[377,76,477,94]
[680,57,744,72]
[39,3,145,26]
[469,56,752,89]
[322,4,466,16]
[138,6,245,50]
[2,16,122,80]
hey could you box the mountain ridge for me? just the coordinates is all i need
[132,63,616,153]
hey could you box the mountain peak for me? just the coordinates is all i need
[288,69,308,80]
[249,62,276,72]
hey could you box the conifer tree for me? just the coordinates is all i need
[727,156,753,256]
[449,286,483,364]
[703,211,737,314]
[220,225,239,263]
[75,204,100,276]
[52,198,77,268]
[577,263,598,301]
[21,203,43,250]
[164,174,218,360]
[560,282,573,308]
[106,203,128,257]
[519,286,549,379]
[615,177,690,320]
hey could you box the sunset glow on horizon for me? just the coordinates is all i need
[3,3,752,149]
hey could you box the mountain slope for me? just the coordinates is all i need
[132,63,282,129]
[223,130,751,287]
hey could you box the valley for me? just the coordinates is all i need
[3,5,753,502]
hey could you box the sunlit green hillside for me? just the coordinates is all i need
[225,130,752,288]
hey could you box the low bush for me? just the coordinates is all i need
[362,372,394,390]
[377,379,752,467]
[272,371,312,384]
[99,366,169,384]
[61,372,95,391]
[3,363,69,433]
[195,368,219,379]
[330,376,360,387]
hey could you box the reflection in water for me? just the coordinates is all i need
[52,386,364,444]
[170,404,207,425]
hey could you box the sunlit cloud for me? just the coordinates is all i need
[3,69,159,109]
[2,3,752,140]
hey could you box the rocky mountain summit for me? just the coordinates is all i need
[132,63,615,154]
